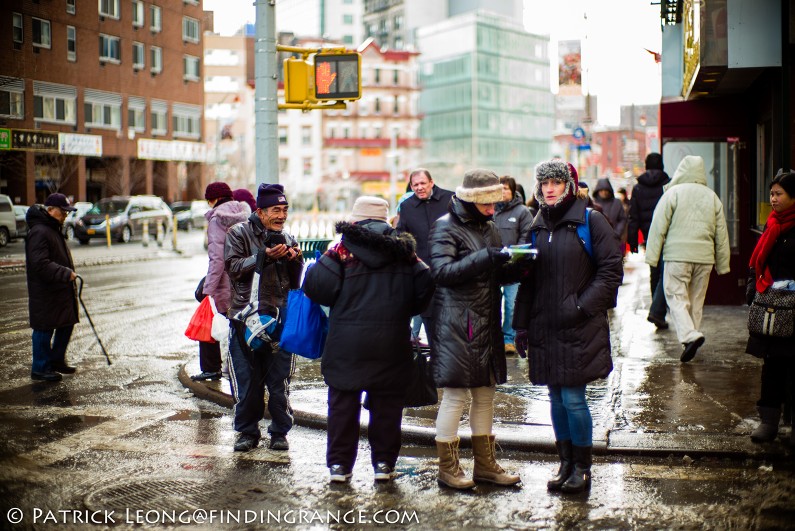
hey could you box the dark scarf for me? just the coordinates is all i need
[750,204,795,292]
[541,186,576,223]
[461,200,493,223]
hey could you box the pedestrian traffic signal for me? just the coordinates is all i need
[313,53,361,101]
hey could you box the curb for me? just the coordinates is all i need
[178,364,791,460]
[0,249,185,275]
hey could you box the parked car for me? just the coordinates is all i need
[73,195,172,245]
[13,205,29,239]
[63,202,93,240]
[0,194,16,247]
[170,200,210,231]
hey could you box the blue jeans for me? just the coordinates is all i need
[548,385,592,447]
[411,315,422,339]
[32,326,74,373]
[501,283,519,344]
[649,259,667,320]
[228,325,294,438]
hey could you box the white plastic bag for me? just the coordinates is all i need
[208,296,230,343]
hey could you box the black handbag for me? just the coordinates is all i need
[194,276,206,302]
[403,347,438,408]
[748,287,795,337]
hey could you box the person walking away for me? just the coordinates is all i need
[303,197,434,483]
[224,183,304,452]
[628,153,671,329]
[191,182,250,382]
[397,168,454,346]
[233,188,257,212]
[592,178,628,252]
[645,155,731,363]
[745,170,795,444]
[494,176,532,355]
[513,160,623,494]
[429,169,527,490]
[25,193,80,382]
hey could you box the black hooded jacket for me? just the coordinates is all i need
[592,178,628,244]
[25,205,79,330]
[628,169,670,250]
[303,220,434,392]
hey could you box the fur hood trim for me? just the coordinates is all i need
[335,221,417,264]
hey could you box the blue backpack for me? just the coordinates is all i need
[531,207,593,259]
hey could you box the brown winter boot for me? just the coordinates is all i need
[471,434,521,486]
[436,438,475,490]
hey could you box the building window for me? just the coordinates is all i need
[128,100,146,132]
[99,0,120,19]
[279,158,288,172]
[132,0,144,27]
[393,95,399,115]
[13,13,23,44]
[301,126,312,145]
[150,46,162,74]
[85,102,121,130]
[343,14,353,25]
[394,36,403,49]
[132,42,144,70]
[34,95,76,125]
[394,15,403,31]
[32,18,52,49]
[374,98,381,114]
[183,55,200,81]
[278,127,287,144]
[67,26,76,61]
[150,5,162,32]
[393,69,399,85]
[184,0,199,4]
[343,35,353,45]
[67,0,76,14]
[99,34,121,62]
[182,17,200,43]
[374,68,380,84]
[151,107,167,135]
[0,90,24,119]
[173,111,201,139]
[302,157,312,177]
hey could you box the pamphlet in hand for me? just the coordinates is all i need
[501,244,538,262]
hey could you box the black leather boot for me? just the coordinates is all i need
[547,440,573,491]
[561,445,592,493]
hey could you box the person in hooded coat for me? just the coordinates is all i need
[513,160,624,494]
[303,197,434,483]
[645,155,731,363]
[191,182,251,382]
[628,153,672,329]
[592,177,628,250]
[428,169,528,490]
[25,193,80,382]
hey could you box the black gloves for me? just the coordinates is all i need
[488,247,511,264]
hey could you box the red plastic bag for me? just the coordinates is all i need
[185,296,216,343]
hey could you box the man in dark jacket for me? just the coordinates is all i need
[396,168,454,344]
[25,193,79,382]
[224,183,304,453]
[627,152,671,328]
[303,196,434,483]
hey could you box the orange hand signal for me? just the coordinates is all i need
[316,61,337,94]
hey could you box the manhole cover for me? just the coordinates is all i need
[84,479,216,513]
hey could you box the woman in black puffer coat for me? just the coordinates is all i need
[303,197,434,483]
[428,169,527,490]
[513,160,623,494]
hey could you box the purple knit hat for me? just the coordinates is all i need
[233,188,256,211]
[205,182,233,201]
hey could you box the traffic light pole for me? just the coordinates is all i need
[254,0,277,187]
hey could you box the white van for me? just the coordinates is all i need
[0,194,17,247]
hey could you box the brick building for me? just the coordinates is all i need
[0,0,207,205]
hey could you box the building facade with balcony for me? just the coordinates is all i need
[658,0,793,303]
[0,0,207,205]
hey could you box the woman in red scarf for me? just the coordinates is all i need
[745,170,795,445]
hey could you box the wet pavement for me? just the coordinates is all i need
[1,231,794,529]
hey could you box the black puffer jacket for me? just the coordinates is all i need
[628,169,670,251]
[396,185,454,264]
[303,220,434,391]
[224,213,304,317]
[513,198,624,386]
[494,195,533,247]
[745,224,795,358]
[592,178,628,244]
[25,205,78,330]
[428,197,522,388]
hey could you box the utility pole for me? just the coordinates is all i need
[254,0,278,187]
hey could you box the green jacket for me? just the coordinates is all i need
[645,155,731,274]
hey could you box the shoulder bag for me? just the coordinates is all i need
[748,287,795,338]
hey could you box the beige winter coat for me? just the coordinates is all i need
[645,155,731,274]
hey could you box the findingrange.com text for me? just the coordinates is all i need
[7,508,420,526]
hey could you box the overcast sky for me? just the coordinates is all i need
[204,0,663,126]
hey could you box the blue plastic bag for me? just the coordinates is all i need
[279,289,328,359]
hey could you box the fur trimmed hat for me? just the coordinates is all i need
[256,183,288,209]
[534,160,580,206]
[349,196,389,223]
[205,182,233,201]
[456,169,503,204]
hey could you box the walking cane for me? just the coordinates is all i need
[75,275,112,365]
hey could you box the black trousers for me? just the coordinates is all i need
[199,340,222,373]
[758,356,795,410]
[326,386,404,470]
